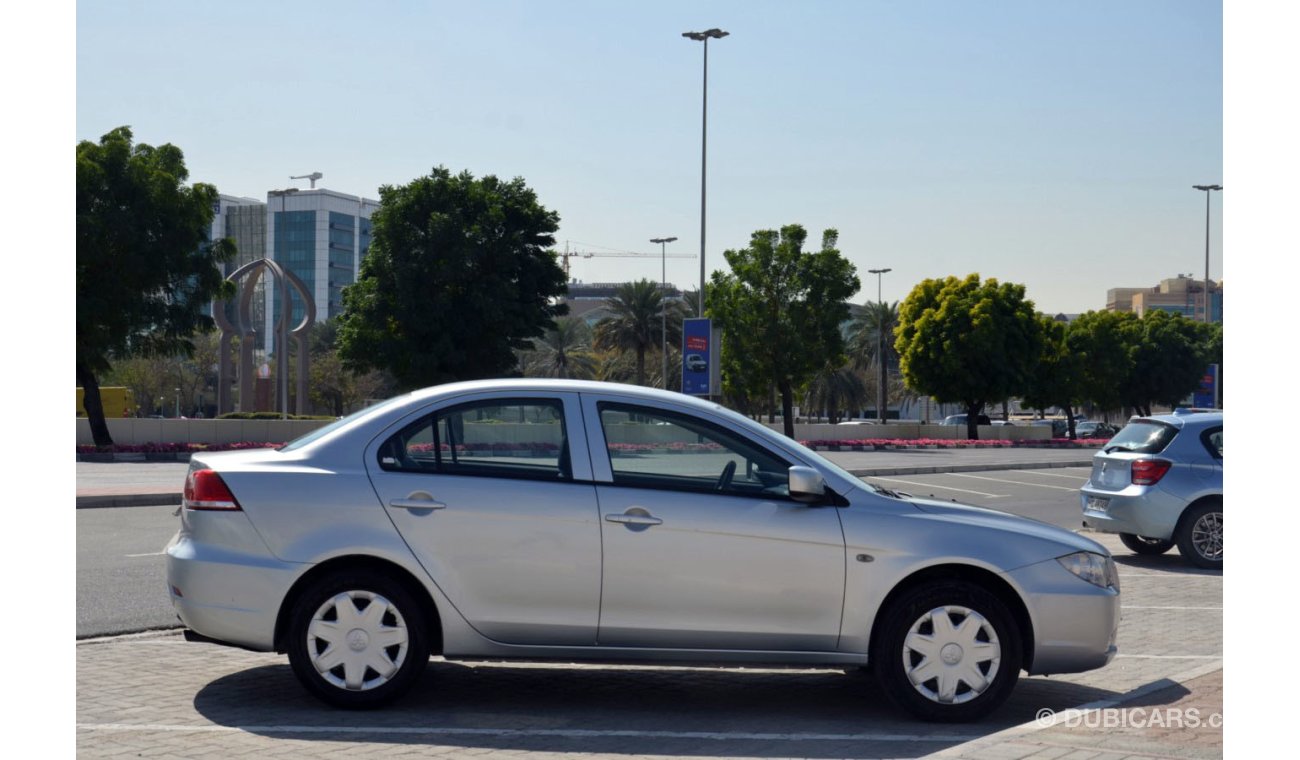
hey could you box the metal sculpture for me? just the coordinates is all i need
[213,258,316,415]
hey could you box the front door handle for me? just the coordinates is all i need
[390,492,447,510]
[604,513,662,526]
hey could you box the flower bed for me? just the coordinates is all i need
[799,437,1107,451]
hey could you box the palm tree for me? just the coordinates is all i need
[848,300,900,421]
[804,363,869,424]
[593,279,681,387]
[521,317,596,380]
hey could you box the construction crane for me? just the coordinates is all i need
[558,242,694,279]
[290,172,323,189]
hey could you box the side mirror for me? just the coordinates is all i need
[788,466,826,504]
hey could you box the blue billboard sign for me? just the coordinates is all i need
[682,318,712,396]
[1191,364,1219,409]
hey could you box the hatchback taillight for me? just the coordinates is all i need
[183,468,242,511]
[1130,459,1172,486]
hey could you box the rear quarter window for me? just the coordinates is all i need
[1104,420,1179,454]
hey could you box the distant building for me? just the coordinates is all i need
[1106,275,1222,322]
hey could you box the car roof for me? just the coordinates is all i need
[1136,411,1223,429]
[403,378,725,412]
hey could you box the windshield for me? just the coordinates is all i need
[1103,420,1178,454]
[278,394,414,452]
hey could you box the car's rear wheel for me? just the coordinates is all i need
[287,570,428,708]
[1119,533,1175,555]
[873,581,1022,722]
[1176,501,1222,569]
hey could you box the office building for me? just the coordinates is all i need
[1106,275,1222,322]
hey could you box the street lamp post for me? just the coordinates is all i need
[868,268,892,424]
[175,388,181,419]
[682,28,728,317]
[651,236,679,389]
[1192,184,1222,324]
[267,187,299,419]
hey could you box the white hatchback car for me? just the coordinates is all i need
[168,379,1119,721]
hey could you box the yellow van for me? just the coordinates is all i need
[77,387,136,418]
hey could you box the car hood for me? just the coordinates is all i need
[905,496,1107,558]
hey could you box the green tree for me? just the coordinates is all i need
[593,279,682,387]
[307,319,393,416]
[335,167,567,388]
[1125,310,1214,415]
[895,274,1043,439]
[520,316,598,380]
[708,225,860,438]
[1066,310,1139,417]
[1023,316,1087,438]
[77,126,235,445]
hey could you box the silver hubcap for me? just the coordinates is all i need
[307,590,409,691]
[1191,511,1223,561]
[903,605,1001,704]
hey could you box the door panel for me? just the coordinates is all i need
[596,486,847,650]
[365,393,601,646]
[584,396,847,651]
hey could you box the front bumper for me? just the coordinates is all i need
[1007,556,1120,675]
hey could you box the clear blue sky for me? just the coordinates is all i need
[76,0,1222,314]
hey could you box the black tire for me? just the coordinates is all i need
[1119,533,1175,556]
[872,581,1023,722]
[286,569,429,708]
[1176,500,1223,569]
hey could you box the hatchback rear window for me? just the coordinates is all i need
[1103,420,1178,454]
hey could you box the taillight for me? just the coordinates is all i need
[183,468,242,511]
[1131,459,1172,486]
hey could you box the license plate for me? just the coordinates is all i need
[1086,496,1110,512]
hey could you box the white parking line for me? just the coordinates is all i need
[75,723,983,742]
[1011,469,1090,481]
[1115,654,1221,659]
[945,473,1079,492]
[1122,606,1222,611]
[125,552,166,557]
[869,477,1005,498]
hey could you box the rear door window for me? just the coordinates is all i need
[1201,427,1223,459]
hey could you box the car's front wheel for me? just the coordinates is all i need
[1176,501,1222,569]
[872,581,1022,722]
[287,570,428,708]
[1119,533,1175,555]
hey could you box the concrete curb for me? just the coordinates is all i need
[847,459,1094,477]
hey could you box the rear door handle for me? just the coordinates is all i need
[604,513,662,526]
[390,492,447,510]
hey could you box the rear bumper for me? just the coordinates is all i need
[166,531,303,652]
[1080,484,1187,540]
[1006,557,1120,675]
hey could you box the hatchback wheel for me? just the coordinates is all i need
[287,570,428,708]
[1119,533,1175,556]
[873,581,1022,722]
[1176,501,1222,569]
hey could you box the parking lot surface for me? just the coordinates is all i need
[76,533,1222,759]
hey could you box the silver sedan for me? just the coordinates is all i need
[166,379,1119,722]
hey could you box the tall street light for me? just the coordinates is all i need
[682,28,728,316]
[1192,184,1222,324]
[868,268,891,424]
[651,236,678,389]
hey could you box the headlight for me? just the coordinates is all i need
[1058,551,1119,590]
